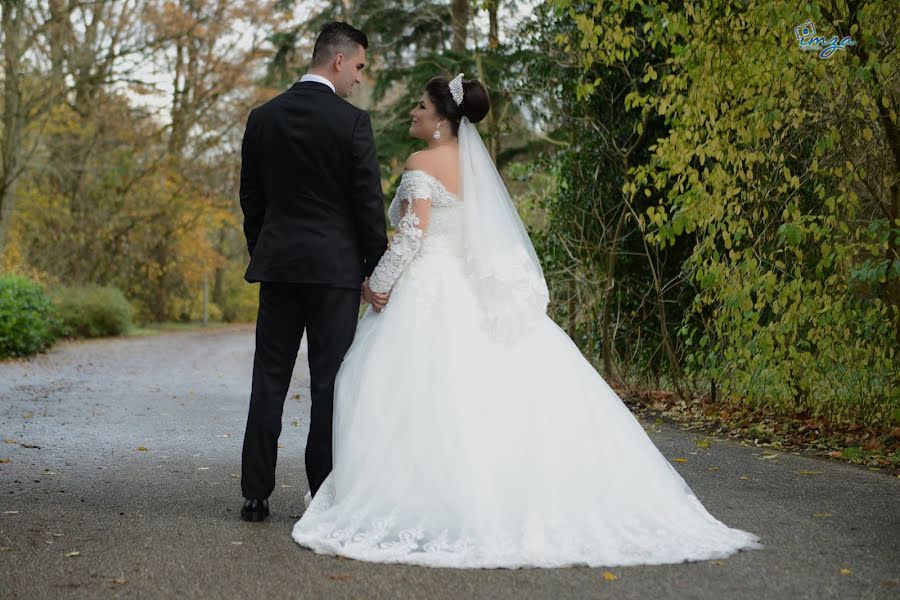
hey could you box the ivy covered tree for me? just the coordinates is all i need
[516,0,696,391]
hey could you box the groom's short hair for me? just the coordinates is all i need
[311,22,368,68]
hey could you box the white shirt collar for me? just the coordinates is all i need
[298,73,335,93]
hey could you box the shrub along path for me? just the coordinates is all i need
[1,326,898,599]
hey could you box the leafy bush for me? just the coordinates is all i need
[220,266,259,323]
[52,285,133,338]
[0,275,59,358]
[171,294,223,324]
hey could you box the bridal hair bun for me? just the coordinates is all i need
[424,75,492,136]
[460,79,490,124]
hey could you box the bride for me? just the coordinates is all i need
[291,73,763,568]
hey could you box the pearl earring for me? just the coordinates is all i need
[433,121,442,140]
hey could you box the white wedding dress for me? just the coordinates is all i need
[291,167,763,569]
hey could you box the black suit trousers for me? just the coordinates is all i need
[240,282,359,500]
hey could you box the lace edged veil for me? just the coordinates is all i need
[458,116,549,340]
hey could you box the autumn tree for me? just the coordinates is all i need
[3,0,285,323]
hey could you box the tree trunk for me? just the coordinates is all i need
[474,52,504,162]
[212,229,227,306]
[0,0,25,255]
[488,0,500,49]
[169,37,188,157]
[601,206,628,376]
[450,0,469,52]
[47,0,69,100]
[567,277,576,338]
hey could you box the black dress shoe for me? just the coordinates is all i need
[240,498,270,522]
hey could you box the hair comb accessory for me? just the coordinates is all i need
[449,73,465,106]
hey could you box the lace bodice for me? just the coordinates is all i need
[386,170,458,226]
[368,170,462,293]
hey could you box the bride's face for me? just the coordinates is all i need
[408,93,444,141]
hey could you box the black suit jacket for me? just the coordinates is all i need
[239,80,388,289]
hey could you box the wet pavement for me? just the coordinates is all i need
[1,325,898,599]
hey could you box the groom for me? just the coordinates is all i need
[238,21,389,522]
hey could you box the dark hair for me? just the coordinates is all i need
[424,76,490,136]
[310,22,368,68]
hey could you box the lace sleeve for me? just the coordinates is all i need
[368,198,431,293]
[369,170,435,293]
[387,170,435,227]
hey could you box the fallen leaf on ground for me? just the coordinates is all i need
[797,470,822,476]
[230,473,240,479]
[65,551,80,557]
[710,560,723,566]
[708,466,720,471]
[136,446,149,452]
[829,450,843,458]
[20,443,40,449]
[740,475,749,480]
[23,412,32,419]
[696,439,711,448]
[0,459,10,464]
[758,452,779,460]
[672,457,688,463]
[277,443,284,448]
[601,571,619,581]
[292,394,301,400]
[839,568,851,575]
[3,439,16,444]
[813,513,833,518]
[110,578,127,585]
[328,574,351,581]
[197,467,210,470]
[231,541,243,545]
[218,433,231,438]
[0,547,13,552]
[3,511,18,514]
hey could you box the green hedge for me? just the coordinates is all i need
[52,285,133,338]
[0,275,59,358]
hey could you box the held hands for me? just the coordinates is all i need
[361,278,390,313]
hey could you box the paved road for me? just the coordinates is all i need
[0,326,897,599]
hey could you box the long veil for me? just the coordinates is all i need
[458,116,549,340]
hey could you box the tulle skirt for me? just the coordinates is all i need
[291,247,763,568]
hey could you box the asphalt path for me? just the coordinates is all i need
[1,326,897,599]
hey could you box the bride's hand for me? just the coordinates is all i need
[362,279,390,312]
[372,291,390,312]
